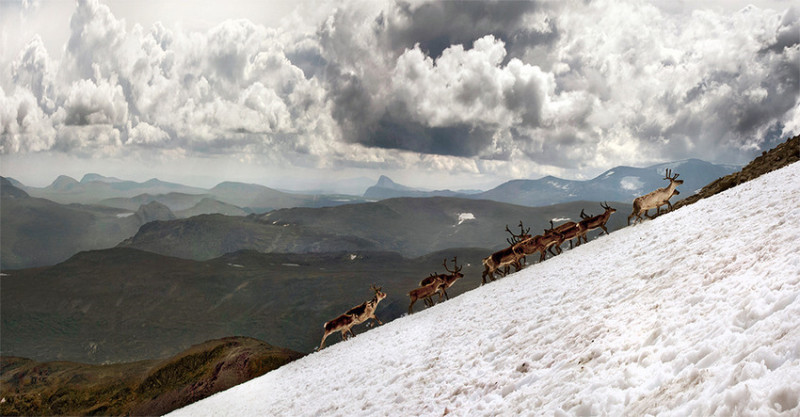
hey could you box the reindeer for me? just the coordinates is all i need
[576,202,617,244]
[481,245,525,284]
[420,257,464,302]
[517,229,563,264]
[318,285,386,350]
[408,276,445,314]
[546,219,577,255]
[656,189,680,215]
[628,169,684,225]
[481,222,530,284]
[345,285,387,329]
[319,313,356,350]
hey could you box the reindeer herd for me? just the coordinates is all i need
[318,170,685,350]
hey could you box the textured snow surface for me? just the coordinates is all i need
[168,162,800,417]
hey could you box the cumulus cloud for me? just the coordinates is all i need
[0,0,798,180]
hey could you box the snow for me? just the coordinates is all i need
[620,176,643,191]
[167,162,800,417]
[457,212,476,225]
[116,212,134,218]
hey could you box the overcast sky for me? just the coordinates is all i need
[1,0,798,190]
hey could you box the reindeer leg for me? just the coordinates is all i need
[443,289,449,301]
[408,299,416,315]
[319,331,331,350]
[372,315,383,326]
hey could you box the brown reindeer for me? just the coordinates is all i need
[428,257,464,301]
[577,202,617,244]
[628,169,684,225]
[480,245,525,284]
[408,276,445,314]
[345,285,387,329]
[319,313,356,350]
[318,285,386,350]
[547,219,577,255]
[517,229,563,264]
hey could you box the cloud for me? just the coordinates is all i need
[0,0,798,181]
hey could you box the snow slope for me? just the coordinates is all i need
[168,162,800,416]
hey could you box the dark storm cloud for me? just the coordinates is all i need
[372,114,492,158]
[385,0,556,60]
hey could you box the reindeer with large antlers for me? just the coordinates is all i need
[628,169,684,225]
[432,256,464,301]
[319,285,387,350]
[576,202,617,244]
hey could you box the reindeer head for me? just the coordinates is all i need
[664,169,684,186]
[601,201,616,214]
[370,284,387,302]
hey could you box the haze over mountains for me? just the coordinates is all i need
[1,158,736,270]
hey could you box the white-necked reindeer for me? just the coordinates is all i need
[319,285,386,350]
[628,169,684,225]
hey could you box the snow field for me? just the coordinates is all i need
[168,162,800,416]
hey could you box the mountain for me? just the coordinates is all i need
[0,178,183,270]
[20,175,207,205]
[166,160,800,417]
[175,197,248,218]
[363,175,468,200]
[119,198,633,260]
[0,246,490,362]
[475,159,738,207]
[134,201,176,224]
[0,337,302,416]
[207,181,366,213]
[100,192,212,212]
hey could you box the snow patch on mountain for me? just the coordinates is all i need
[168,162,800,417]
[620,176,644,191]
[457,212,476,225]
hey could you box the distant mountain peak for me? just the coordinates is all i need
[372,175,416,192]
[81,173,123,183]
[50,175,80,191]
[376,175,396,187]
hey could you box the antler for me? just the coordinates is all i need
[449,256,462,273]
[506,221,531,245]
[664,169,680,181]
[601,201,610,210]
[580,208,591,219]
[370,284,382,293]
[518,221,530,237]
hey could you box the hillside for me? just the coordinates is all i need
[0,247,490,362]
[119,198,632,259]
[0,337,302,416]
[168,161,800,416]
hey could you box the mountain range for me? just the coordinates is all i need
[14,173,367,214]
[365,159,739,206]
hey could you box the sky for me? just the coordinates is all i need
[166,161,800,416]
[1,0,798,190]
